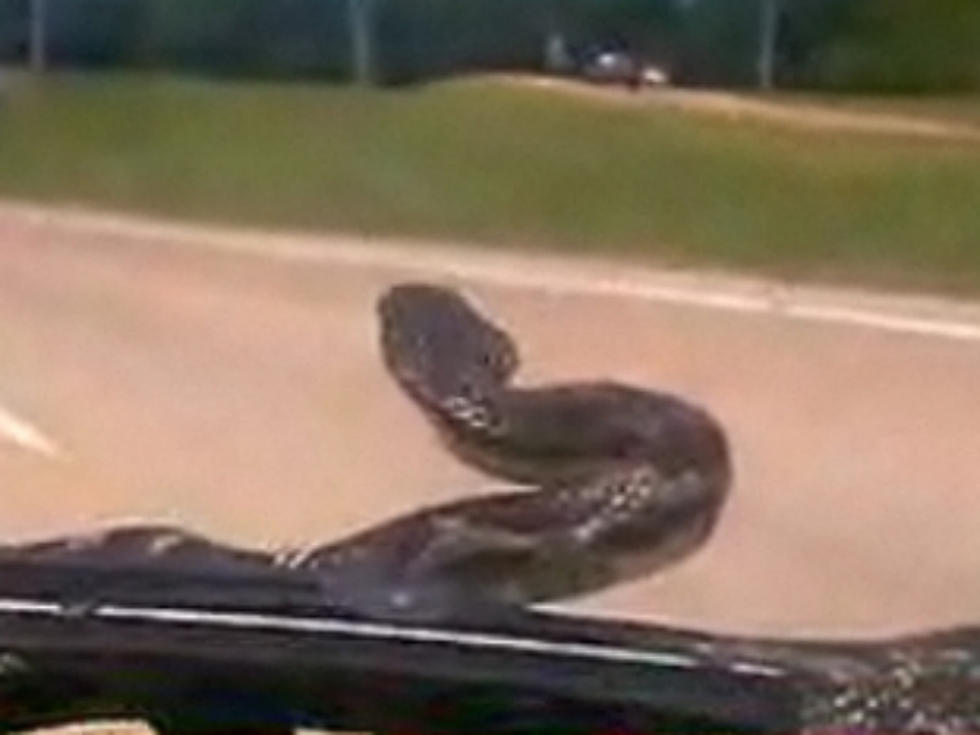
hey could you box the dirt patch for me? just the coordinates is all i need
[492,73,980,143]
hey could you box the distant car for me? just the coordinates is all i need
[639,65,670,86]
[579,48,670,89]
[581,50,635,84]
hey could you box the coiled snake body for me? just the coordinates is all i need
[2,283,729,618]
[3,282,979,733]
[305,283,731,617]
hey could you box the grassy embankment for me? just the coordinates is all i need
[1,72,979,294]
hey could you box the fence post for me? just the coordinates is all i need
[29,0,47,74]
[757,0,778,90]
[347,0,376,85]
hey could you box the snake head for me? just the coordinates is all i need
[377,283,520,408]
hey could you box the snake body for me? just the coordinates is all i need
[0,282,730,619]
[303,283,731,617]
[2,281,979,733]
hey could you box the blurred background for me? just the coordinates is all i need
[3,0,980,90]
[1,0,980,294]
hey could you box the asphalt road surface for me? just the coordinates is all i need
[1,203,979,648]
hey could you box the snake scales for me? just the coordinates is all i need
[2,282,979,733]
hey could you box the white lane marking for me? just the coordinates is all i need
[0,596,786,678]
[154,229,980,343]
[0,401,62,458]
[783,302,980,341]
[6,202,980,344]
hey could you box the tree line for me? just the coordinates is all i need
[1,0,978,92]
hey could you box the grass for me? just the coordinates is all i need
[2,71,980,294]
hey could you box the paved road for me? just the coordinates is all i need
[1,205,979,642]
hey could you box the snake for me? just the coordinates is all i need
[1,281,979,733]
[3,282,731,620]
[302,282,733,617]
